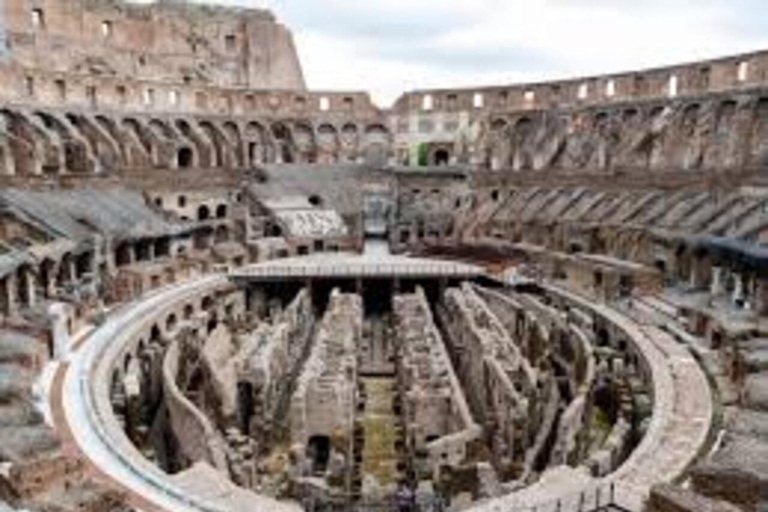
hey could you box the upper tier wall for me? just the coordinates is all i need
[0,0,305,89]
[393,50,768,114]
[0,65,381,119]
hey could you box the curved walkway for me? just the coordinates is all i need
[56,275,299,512]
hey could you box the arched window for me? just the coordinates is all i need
[215,204,227,218]
[434,149,450,166]
[198,205,210,221]
[177,147,193,169]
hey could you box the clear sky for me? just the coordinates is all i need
[197,1,768,107]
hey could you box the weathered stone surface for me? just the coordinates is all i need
[723,407,768,442]
[646,484,743,512]
[691,435,768,511]
[744,372,768,412]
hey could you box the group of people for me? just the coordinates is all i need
[302,485,449,512]
[395,485,447,512]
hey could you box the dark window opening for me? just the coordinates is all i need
[177,147,193,169]
[307,436,331,475]
[225,34,237,52]
[434,149,450,166]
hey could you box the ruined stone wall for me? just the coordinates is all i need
[0,0,304,89]
[390,51,768,172]
[438,283,540,472]
[162,335,229,471]
[0,106,390,181]
[289,289,362,447]
[393,288,480,470]
[235,287,314,440]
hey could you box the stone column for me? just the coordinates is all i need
[23,267,36,308]
[733,273,745,306]
[6,274,18,317]
[67,258,77,285]
[755,277,768,316]
[711,266,724,296]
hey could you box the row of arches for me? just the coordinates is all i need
[0,109,393,176]
[482,96,768,172]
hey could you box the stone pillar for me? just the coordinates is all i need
[732,273,745,306]
[711,266,724,296]
[104,239,117,275]
[23,267,36,308]
[67,258,77,285]
[7,273,18,316]
[0,276,15,318]
[755,277,768,316]
[48,302,72,359]
[690,256,710,290]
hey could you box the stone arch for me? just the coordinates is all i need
[122,118,159,167]
[488,117,511,169]
[35,111,93,174]
[703,99,741,169]
[177,147,194,169]
[214,224,229,243]
[245,121,270,165]
[293,123,316,163]
[166,313,178,332]
[316,123,339,163]
[511,116,535,171]
[0,110,42,176]
[175,119,210,167]
[66,113,122,173]
[433,148,451,166]
[222,121,244,167]
[750,97,768,166]
[340,123,359,162]
[147,118,181,169]
[96,115,148,168]
[678,103,704,170]
[271,122,294,164]
[362,123,390,167]
[199,121,234,168]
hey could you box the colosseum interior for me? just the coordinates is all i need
[0,1,767,512]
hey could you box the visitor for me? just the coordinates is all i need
[430,491,447,512]
[396,484,416,512]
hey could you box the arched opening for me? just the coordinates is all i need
[207,316,218,334]
[198,205,210,221]
[215,204,228,219]
[308,195,323,207]
[268,224,283,237]
[215,225,229,244]
[177,147,193,169]
[307,435,331,474]
[237,382,254,435]
[166,313,178,332]
[596,328,610,347]
[184,303,194,320]
[434,149,450,166]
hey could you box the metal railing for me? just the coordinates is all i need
[299,483,634,512]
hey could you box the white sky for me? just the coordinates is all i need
[198,1,768,107]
